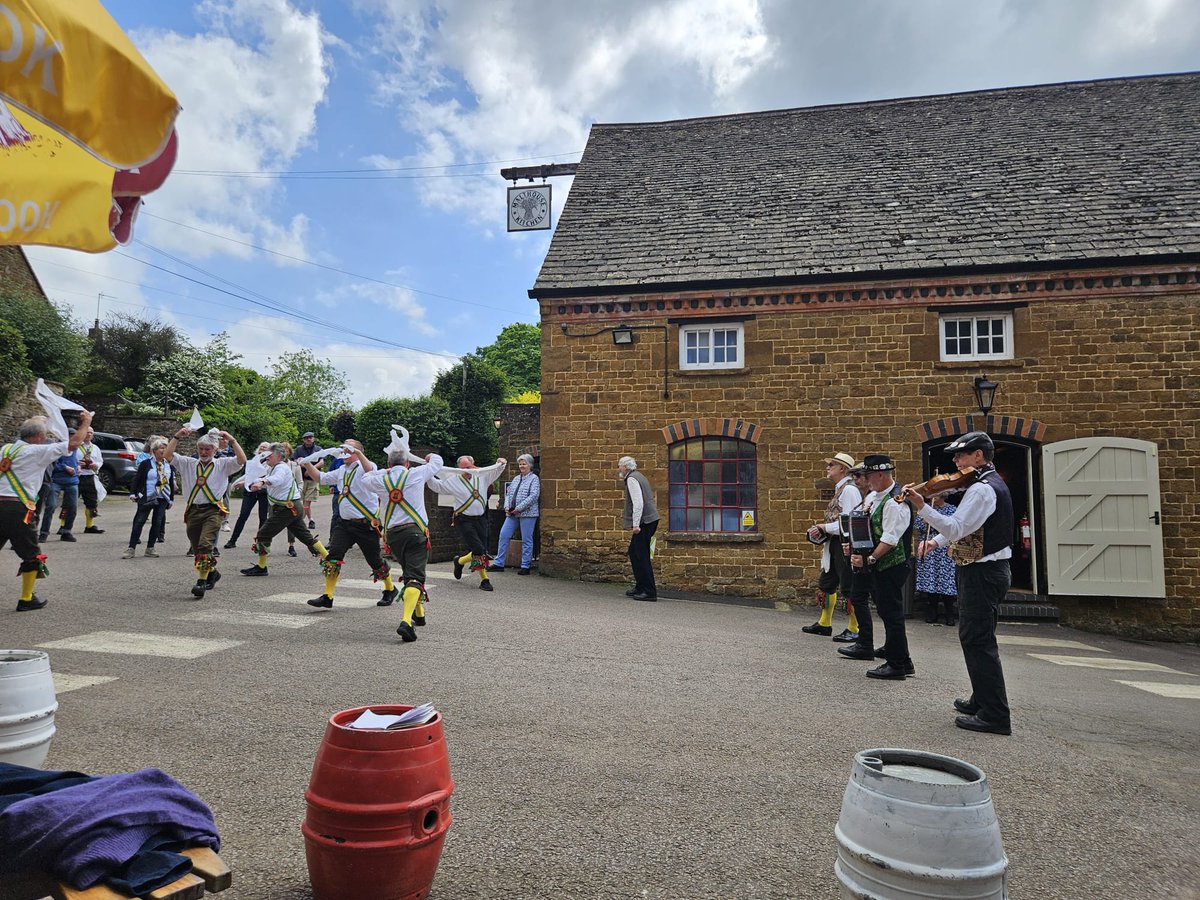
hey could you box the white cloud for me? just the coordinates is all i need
[314,282,438,336]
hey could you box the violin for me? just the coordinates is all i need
[896,467,978,502]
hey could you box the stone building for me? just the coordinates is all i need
[528,73,1200,641]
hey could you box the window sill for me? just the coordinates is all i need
[674,367,751,377]
[934,359,1026,371]
[664,531,764,543]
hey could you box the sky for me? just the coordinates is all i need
[23,0,1200,407]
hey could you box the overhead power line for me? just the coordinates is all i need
[173,150,583,178]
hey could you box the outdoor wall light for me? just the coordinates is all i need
[973,375,998,416]
[493,418,502,430]
[611,325,634,345]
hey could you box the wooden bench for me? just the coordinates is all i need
[10,848,231,900]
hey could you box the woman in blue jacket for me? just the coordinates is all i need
[489,454,539,574]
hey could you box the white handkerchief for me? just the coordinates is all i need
[187,408,204,430]
[35,379,86,443]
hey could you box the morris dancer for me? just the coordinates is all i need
[301,440,397,609]
[76,426,105,534]
[167,427,247,598]
[0,412,90,611]
[361,433,442,642]
[804,451,862,641]
[239,443,328,576]
[430,455,506,592]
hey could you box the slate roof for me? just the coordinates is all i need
[531,73,1200,296]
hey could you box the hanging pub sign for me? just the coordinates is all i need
[507,183,551,232]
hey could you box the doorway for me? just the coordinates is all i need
[922,438,1040,593]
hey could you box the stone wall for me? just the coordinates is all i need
[94,413,185,443]
[537,266,1200,641]
[0,246,43,295]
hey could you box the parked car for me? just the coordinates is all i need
[90,432,141,492]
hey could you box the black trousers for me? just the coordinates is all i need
[254,504,320,553]
[628,518,658,596]
[848,567,873,650]
[818,535,853,596]
[956,560,1012,725]
[0,500,41,568]
[328,517,388,577]
[129,498,167,548]
[385,523,427,584]
[870,562,912,667]
[230,490,268,543]
[78,475,99,512]
[455,514,489,556]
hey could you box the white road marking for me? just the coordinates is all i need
[1027,654,1195,675]
[39,632,241,659]
[255,592,383,610]
[53,673,118,694]
[997,636,1107,652]
[175,609,320,629]
[1114,681,1200,699]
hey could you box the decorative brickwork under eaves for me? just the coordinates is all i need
[532,73,1200,297]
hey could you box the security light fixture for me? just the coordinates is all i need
[611,325,634,345]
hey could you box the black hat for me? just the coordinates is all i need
[862,454,895,472]
[849,465,867,476]
[302,431,315,439]
[945,431,994,454]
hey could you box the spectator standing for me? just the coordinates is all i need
[226,442,270,548]
[916,495,959,626]
[489,454,540,575]
[618,455,659,601]
[39,430,80,543]
[123,436,173,558]
[292,432,323,530]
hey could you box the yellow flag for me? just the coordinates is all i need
[0,105,119,252]
[0,0,179,170]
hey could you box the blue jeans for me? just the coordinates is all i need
[494,515,536,569]
[39,483,78,536]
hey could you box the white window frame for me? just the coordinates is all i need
[939,312,1014,362]
[679,322,745,371]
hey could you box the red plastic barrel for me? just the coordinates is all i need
[302,705,454,900]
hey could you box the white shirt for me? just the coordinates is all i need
[429,460,506,516]
[77,442,103,476]
[918,480,1012,563]
[320,462,380,521]
[0,440,69,503]
[174,455,243,507]
[361,455,444,529]
[262,462,300,503]
[864,482,912,547]
[819,476,864,572]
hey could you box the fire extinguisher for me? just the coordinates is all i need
[1019,516,1031,558]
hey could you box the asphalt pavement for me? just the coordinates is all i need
[4,499,1199,899]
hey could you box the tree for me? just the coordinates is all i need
[431,355,508,463]
[137,352,227,412]
[0,287,86,383]
[328,410,356,442]
[82,312,189,394]
[202,366,297,449]
[268,349,350,440]
[356,396,457,465]
[0,319,34,401]
[476,323,541,398]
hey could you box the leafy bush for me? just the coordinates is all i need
[356,396,456,465]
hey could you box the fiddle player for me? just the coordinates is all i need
[846,454,915,681]
[903,431,1012,735]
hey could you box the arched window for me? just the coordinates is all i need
[667,437,757,533]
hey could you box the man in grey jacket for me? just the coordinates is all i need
[620,455,659,601]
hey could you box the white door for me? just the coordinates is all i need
[1041,438,1165,598]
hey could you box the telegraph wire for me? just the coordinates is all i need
[173,150,583,178]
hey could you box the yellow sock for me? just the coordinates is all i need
[847,601,860,633]
[312,540,328,559]
[401,586,421,624]
[817,591,836,627]
[195,562,211,579]
[20,570,37,601]
[324,572,339,597]
[415,599,426,618]
[85,510,95,528]
[479,569,489,583]
[383,574,395,591]
[258,553,269,567]
[458,552,472,566]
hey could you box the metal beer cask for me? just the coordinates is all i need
[835,748,1008,899]
[303,705,454,900]
[0,650,57,768]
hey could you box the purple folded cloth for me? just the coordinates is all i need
[0,767,220,889]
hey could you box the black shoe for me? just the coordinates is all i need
[413,614,426,626]
[480,580,493,591]
[223,540,237,549]
[453,558,464,580]
[308,519,317,530]
[955,714,1011,735]
[802,623,833,636]
[866,663,909,680]
[308,595,334,609]
[206,569,222,589]
[16,595,47,611]
[60,532,77,542]
[874,647,887,659]
[396,621,418,642]
[831,629,859,643]
[38,534,49,543]
[632,592,657,601]
[925,614,940,624]
[518,567,530,575]
[191,580,209,598]
[953,698,979,715]
[625,588,639,597]
[377,587,398,607]
[903,660,916,677]
[287,546,297,557]
[240,565,269,576]
[56,527,64,535]
[945,616,958,627]
[84,526,105,534]
[837,645,875,660]
[487,564,505,572]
